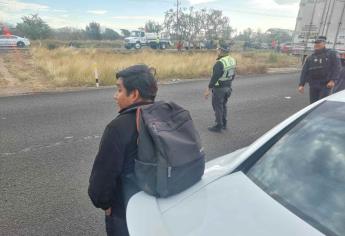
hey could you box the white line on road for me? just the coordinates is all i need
[0,135,101,157]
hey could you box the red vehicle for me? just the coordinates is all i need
[280,42,292,53]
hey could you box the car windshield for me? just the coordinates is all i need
[246,101,345,236]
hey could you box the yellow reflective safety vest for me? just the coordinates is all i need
[215,55,236,86]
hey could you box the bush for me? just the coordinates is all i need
[268,53,278,63]
[242,52,255,58]
[47,43,58,50]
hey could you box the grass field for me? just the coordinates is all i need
[2,47,300,88]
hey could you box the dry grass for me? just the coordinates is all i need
[235,52,299,74]
[31,47,217,86]
[30,39,124,49]
[0,78,9,86]
[1,50,54,89]
[3,48,300,88]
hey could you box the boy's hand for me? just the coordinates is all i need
[204,88,211,99]
[105,208,112,216]
[298,85,304,94]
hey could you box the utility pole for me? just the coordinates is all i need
[176,0,180,41]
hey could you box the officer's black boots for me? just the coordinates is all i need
[208,124,222,133]
[222,120,227,130]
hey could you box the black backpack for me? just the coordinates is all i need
[134,101,205,198]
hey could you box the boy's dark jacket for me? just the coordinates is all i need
[88,102,151,214]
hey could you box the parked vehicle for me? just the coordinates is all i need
[292,0,345,61]
[127,90,345,236]
[124,30,171,49]
[183,41,206,50]
[243,41,269,50]
[260,42,270,49]
[0,35,30,47]
[280,42,293,53]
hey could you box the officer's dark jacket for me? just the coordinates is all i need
[334,66,345,93]
[299,48,340,86]
[88,101,151,212]
[208,55,233,88]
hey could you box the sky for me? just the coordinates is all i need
[0,0,301,33]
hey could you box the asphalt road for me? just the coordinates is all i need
[0,73,309,235]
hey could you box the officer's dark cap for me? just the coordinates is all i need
[218,44,230,53]
[315,36,327,44]
[115,64,157,100]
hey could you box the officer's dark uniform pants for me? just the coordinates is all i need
[212,87,232,127]
[309,85,331,104]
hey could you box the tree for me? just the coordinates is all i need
[266,28,293,43]
[202,9,232,41]
[234,28,293,48]
[145,20,162,33]
[53,27,87,40]
[221,26,233,41]
[163,7,232,43]
[235,28,254,41]
[16,14,51,40]
[85,22,101,40]
[120,29,131,37]
[102,28,121,40]
[163,9,178,40]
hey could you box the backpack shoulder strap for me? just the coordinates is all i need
[135,107,141,145]
[136,107,141,132]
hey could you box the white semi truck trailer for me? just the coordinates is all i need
[292,0,345,61]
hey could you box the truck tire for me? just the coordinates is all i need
[135,42,141,49]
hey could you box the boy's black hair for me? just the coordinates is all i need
[116,64,158,101]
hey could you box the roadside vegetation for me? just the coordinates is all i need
[30,39,123,50]
[0,73,8,86]
[1,47,299,88]
[1,12,300,90]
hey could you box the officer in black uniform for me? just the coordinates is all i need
[298,36,341,103]
[204,45,236,132]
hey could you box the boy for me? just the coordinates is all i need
[88,64,158,236]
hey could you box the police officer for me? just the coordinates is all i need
[156,35,160,49]
[204,45,236,132]
[298,36,341,103]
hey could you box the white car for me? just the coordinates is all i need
[127,90,345,236]
[0,35,30,47]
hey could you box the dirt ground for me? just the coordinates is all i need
[0,56,29,96]
[0,50,58,97]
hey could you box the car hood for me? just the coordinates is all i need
[126,148,323,236]
[22,38,30,43]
